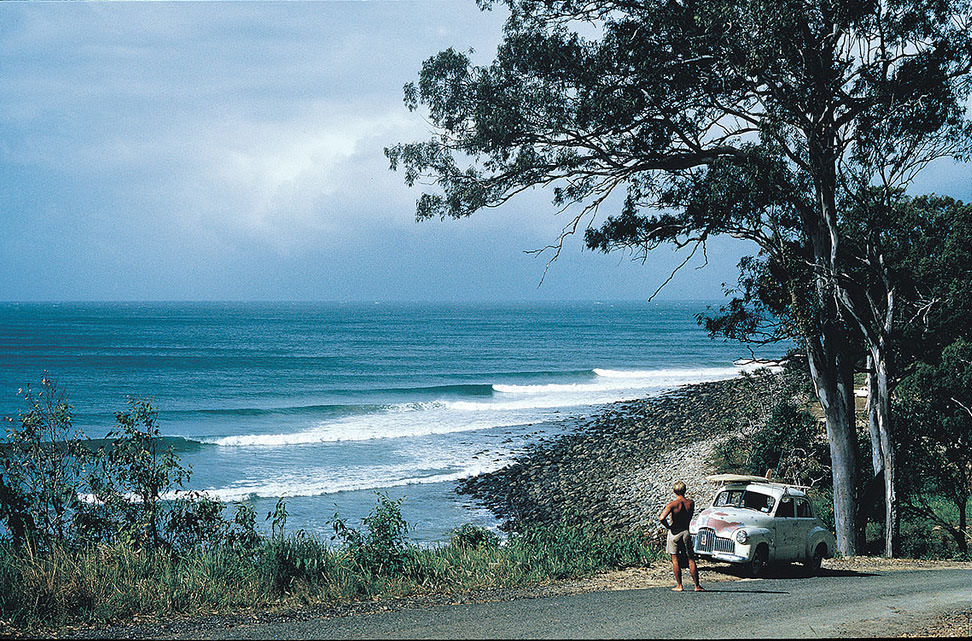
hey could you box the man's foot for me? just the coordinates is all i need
[672,586,684,591]
[694,586,705,592]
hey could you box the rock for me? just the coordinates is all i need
[455,373,787,534]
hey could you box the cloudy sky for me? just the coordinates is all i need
[1,1,969,302]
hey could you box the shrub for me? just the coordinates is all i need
[225,503,261,551]
[506,513,657,580]
[331,492,410,578]
[83,399,191,549]
[258,531,331,595]
[714,397,829,488]
[449,523,499,550]
[0,377,88,549]
[165,493,228,553]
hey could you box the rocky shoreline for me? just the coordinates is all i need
[457,370,790,544]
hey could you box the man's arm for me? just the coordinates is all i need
[658,501,673,530]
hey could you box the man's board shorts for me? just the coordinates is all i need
[666,529,695,558]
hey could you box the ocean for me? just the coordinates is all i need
[0,301,776,543]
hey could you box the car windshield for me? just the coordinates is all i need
[714,489,776,513]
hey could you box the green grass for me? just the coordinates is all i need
[0,515,662,631]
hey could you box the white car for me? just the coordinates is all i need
[689,474,837,577]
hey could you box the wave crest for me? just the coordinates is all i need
[207,364,753,448]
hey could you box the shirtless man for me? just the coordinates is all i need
[658,481,704,592]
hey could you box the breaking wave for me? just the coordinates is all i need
[205,364,759,448]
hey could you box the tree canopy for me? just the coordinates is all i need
[387,0,972,554]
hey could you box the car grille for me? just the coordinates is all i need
[693,527,734,554]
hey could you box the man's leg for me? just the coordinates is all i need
[671,554,683,591]
[687,558,704,591]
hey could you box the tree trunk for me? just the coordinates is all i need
[866,355,883,477]
[807,331,859,556]
[870,344,898,557]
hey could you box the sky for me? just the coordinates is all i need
[1,1,970,303]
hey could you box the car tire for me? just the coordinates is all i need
[803,543,826,575]
[746,544,769,578]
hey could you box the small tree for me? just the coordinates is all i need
[331,492,411,577]
[0,376,88,548]
[85,399,190,549]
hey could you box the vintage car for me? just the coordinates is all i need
[689,474,837,577]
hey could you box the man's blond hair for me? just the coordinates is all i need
[673,481,686,496]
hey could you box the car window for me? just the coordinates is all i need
[713,488,776,512]
[777,497,795,517]
[714,490,744,507]
[743,490,775,512]
[797,499,813,518]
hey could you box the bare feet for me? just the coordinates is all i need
[672,586,684,591]
[694,586,706,592]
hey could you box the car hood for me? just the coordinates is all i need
[691,506,773,537]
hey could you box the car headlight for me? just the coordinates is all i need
[735,529,749,544]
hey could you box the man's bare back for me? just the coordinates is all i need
[661,496,694,533]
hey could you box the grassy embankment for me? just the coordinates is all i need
[0,497,661,631]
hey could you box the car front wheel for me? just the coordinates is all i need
[746,544,769,578]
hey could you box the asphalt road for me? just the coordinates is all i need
[173,568,971,639]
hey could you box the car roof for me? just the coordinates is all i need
[717,481,809,499]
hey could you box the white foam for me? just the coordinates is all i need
[191,461,507,502]
[208,406,527,446]
[592,366,740,380]
[208,364,758,448]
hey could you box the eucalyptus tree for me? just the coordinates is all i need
[387,0,972,554]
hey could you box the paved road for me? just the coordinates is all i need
[177,568,970,639]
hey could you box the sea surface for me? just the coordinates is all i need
[0,301,778,542]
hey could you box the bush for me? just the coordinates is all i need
[83,400,191,550]
[331,492,410,578]
[258,531,332,595]
[714,396,829,488]
[225,503,261,551]
[0,377,88,549]
[506,513,657,580]
[449,524,499,550]
[166,493,228,553]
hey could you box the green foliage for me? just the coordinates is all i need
[165,493,228,554]
[0,377,88,549]
[895,337,972,555]
[0,379,672,632]
[0,496,663,631]
[331,492,411,578]
[258,531,332,595]
[226,503,261,551]
[390,1,971,230]
[505,513,656,581]
[82,399,191,550]
[713,364,830,488]
[893,496,972,560]
[267,497,289,540]
[449,523,499,550]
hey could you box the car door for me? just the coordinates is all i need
[774,495,798,560]
[792,498,815,560]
